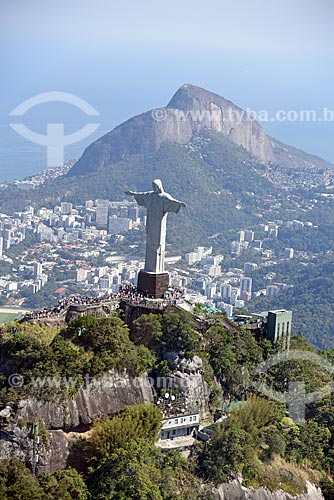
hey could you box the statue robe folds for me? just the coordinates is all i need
[133,191,183,273]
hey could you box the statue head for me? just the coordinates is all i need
[152,179,163,194]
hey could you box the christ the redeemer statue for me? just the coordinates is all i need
[125,179,186,274]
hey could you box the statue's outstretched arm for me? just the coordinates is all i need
[167,193,187,208]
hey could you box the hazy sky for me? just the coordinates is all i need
[0,0,333,178]
[1,0,332,51]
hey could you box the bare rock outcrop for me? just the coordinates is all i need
[68,82,334,178]
[69,83,276,177]
[0,370,153,473]
[16,370,153,429]
[167,84,276,163]
[211,479,324,500]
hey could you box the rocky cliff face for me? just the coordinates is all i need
[16,370,153,429]
[167,84,276,163]
[68,84,331,176]
[0,424,70,474]
[69,108,193,176]
[0,372,325,498]
[0,370,153,473]
[69,84,275,176]
[68,83,332,178]
[0,367,211,473]
[211,479,324,500]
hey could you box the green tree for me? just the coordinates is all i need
[199,426,255,484]
[0,458,46,500]
[160,312,199,357]
[90,404,162,460]
[38,468,88,499]
[320,478,334,500]
[87,447,163,500]
[131,313,163,351]
[286,419,331,470]
[227,395,282,434]
[205,323,263,398]
[259,426,286,461]
[64,315,154,376]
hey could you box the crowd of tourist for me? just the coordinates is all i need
[23,293,118,320]
[23,285,186,321]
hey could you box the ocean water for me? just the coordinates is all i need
[0,120,109,182]
[0,86,147,182]
[0,95,120,182]
[0,126,99,182]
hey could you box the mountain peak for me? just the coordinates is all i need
[167,83,232,109]
[68,84,332,177]
[68,83,275,176]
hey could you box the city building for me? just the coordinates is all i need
[206,282,217,299]
[239,277,252,301]
[284,247,294,259]
[33,262,43,277]
[221,284,232,299]
[266,285,280,296]
[99,275,111,290]
[269,228,279,238]
[60,202,73,215]
[244,262,258,274]
[76,269,88,282]
[244,229,255,242]
[96,199,110,226]
[231,241,241,256]
[292,220,304,230]
[108,216,132,235]
[208,265,221,277]
[185,252,199,265]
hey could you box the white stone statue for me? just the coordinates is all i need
[125,179,186,273]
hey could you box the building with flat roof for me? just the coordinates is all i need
[232,309,292,350]
[160,412,200,440]
[266,309,292,349]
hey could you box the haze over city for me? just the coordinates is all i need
[2,2,334,499]
[0,0,333,180]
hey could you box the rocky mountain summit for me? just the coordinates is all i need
[68,84,332,177]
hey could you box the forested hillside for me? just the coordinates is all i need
[1,313,334,498]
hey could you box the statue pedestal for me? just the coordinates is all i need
[137,271,169,299]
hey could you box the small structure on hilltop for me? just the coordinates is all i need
[233,309,292,350]
[159,412,200,440]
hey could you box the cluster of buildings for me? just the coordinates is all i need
[174,219,318,318]
[262,162,334,191]
[7,160,75,190]
[0,197,142,302]
[4,198,140,247]
[230,220,313,259]
[0,214,27,258]
[0,260,48,301]
[0,192,318,314]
